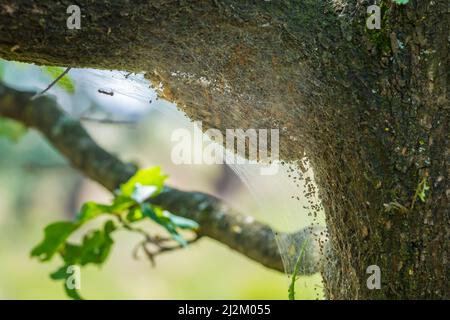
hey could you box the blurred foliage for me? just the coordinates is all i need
[0,62,28,143]
[0,117,27,142]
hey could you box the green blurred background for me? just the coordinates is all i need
[0,60,324,299]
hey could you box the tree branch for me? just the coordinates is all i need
[0,0,337,162]
[0,83,326,274]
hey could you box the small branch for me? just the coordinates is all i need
[31,67,71,100]
[134,233,203,267]
[80,115,137,125]
[120,212,202,267]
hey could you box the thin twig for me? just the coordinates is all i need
[154,234,203,253]
[79,116,137,125]
[134,233,202,267]
[31,67,72,100]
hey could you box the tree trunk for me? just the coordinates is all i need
[0,0,448,299]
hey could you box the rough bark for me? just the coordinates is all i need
[0,0,448,299]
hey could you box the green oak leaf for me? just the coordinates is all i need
[60,243,83,265]
[166,212,199,230]
[141,204,198,246]
[126,207,144,222]
[64,284,83,300]
[50,265,83,300]
[120,166,167,197]
[59,221,116,267]
[110,195,136,212]
[31,222,78,261]
[76,202,112,223]
[77,220,116,266]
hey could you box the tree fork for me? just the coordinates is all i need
[0,0,448,299]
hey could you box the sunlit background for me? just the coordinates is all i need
[0,60,324,299]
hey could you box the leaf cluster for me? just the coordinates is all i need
[31,167,199,299]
